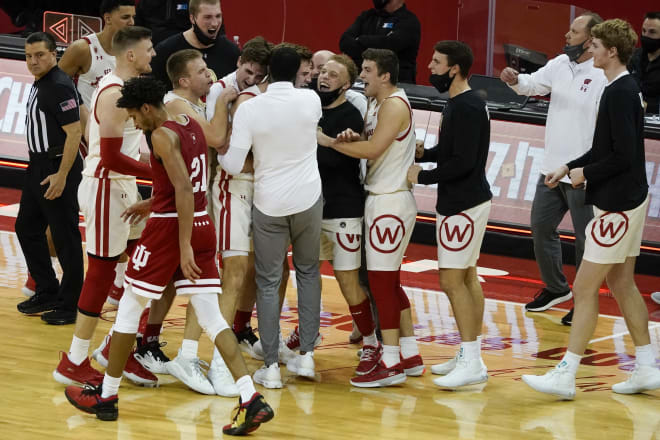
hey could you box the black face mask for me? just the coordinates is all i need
[641,35,660,54]
[372,0,389,10]
[309,76,319,91]
[315,85,345,107]
[563,40,588,62]
[429,71,454,94]
[193,20,217,46]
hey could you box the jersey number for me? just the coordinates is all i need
[191,154,207,193]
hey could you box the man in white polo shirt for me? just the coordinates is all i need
[217,47,323,388]
[501,11,607,325]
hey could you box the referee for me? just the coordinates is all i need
[16,32,84,325]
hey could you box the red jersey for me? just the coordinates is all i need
[151,116,208,213]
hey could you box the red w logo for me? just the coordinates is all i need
[598,219,625,239]
[444,223,472,242]
[345,234,358,243]
[375,225,401,244]
[591,212,629,247]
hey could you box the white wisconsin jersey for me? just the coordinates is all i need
[164,91,206,117]
[364,89,415,194]
[84,72,142,179]
[207,71,254,182]
[77,33,115,108]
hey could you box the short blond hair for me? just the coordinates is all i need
[591,19,638,64]
[189,0,219,18]
[329,54,358,85]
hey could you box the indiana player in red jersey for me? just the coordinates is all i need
[64,76,274,435]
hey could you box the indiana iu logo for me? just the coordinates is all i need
[439,213,474,252]
[132,244,151,271]
[369,215,405,254]
[580,78,592,92]
[336,233,360,252]
[591,212,629,247]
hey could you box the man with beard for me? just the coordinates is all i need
[340,0,421,84]
[629,12,660,114]
[150,0,239,89]
[500,12,606,325]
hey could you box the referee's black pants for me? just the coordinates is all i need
[15,153,84,312]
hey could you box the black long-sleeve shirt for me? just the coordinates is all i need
[417,90,492,216]
[339,4,421,84]
[628,47,660,114]
[318,101,365,219]
[567,73,648,211]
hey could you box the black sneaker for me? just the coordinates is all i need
[525,288,573,312]
[134,340,170,374]
[65,383,118,421]
[222,393,274,435]
[41,308,76,325]
[17,294,58,314]
[235,326,261,358]
[561,308,573,326]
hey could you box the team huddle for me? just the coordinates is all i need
[17,0,660,436]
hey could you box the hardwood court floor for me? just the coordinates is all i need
[0,227,659,439]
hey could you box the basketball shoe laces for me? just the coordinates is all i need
[360,345,379,362]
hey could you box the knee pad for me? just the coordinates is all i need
[77,255,119,317]
[114,285,149,334]
[367,270,400,330]
[190,293,229,342]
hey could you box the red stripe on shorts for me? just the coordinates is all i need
[102,178,111,257]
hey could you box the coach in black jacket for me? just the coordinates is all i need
[339,0,421,84]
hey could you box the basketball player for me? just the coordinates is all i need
[64,77,274,435]
[408,41,491,388]
[59,0,139,306]
[522,19,660,399]
[52,26,157,387]
[320,48,423,387]
[315,54,381,377]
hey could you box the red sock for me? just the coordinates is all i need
[144,323,162,345]
[77,256,118,316]
[397,285,411,311]
[349,299,375,336]
[367,270,400,330]
[137,306,150,337]
[233,310,253,333]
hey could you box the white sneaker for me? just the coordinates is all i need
[207,360,239,397]
[253,363,283,389]
[165,350,215,395]
[432,352,487,375]
[612,364,660,394]
[651,292,660,305]
[278,338,297,364]
[91,335,110,368]
[251,340,265,361]
[433,357,488,389]
[522,366,576,400]
[287,352,315,378]
[134,341,170,374]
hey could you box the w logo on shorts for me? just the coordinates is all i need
[369,215,405,254]
[591,212,629,247]
[132,244,151,271]
[439,213,474,252]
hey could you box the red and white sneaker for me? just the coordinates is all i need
[123,350,158,386]
[106,284,124,306]
[22,273,36,297]
[285,326,322,351]
[53,352,104,386]
[350,361,406,388]
[136,306,151,343]
[401,354,425,376]
[92,334,111,368]
[65,384,118,421]
[356,344,382,376]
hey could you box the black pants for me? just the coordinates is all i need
[15,153,84,311]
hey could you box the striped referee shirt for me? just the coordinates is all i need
[25,66,81,155]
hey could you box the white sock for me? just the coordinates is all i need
[477,335,483,358]
[69,336,90,366]
[558,351,581,375]
[236,375,257,403]
[363,332,378,347]
[108,325,114,337]
[114,262,127,287]
[382,345,400,368]
[461,340,480,361]
[51,256,60,270]
[635,344,656,366]
[180,339,199,360]
[212,347,226,366]
[101,373,122,399]
[399,336,419,359]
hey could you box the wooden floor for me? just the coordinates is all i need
[0,228,659,439]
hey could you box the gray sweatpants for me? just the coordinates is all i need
[252,197,322,366]
[531,175,594,294]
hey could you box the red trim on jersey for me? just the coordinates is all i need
[218,80,226,88]
[102,178,111,257]
[93,83,122,124]
[387,96,413,141]
[82,37,91,45]
[239,92,256,97]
